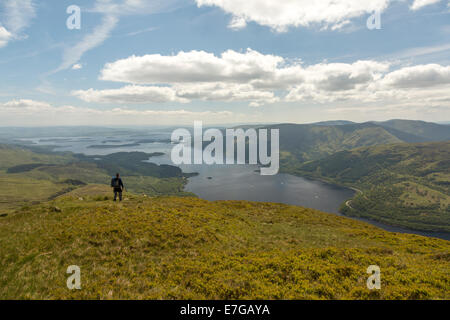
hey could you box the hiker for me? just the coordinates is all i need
[110,173,124,202]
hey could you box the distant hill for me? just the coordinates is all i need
[374,120,450,142]
[263,120,450,166]
[273,122,404,163]
[0,195,448,299]
[0,144,192,212]
[289,141,450,232]
[310,120,355,126]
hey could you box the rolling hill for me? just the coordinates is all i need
[272,120,450,165]
[276,122,405,164]
[375,120,450,142]
[288,141,450,232]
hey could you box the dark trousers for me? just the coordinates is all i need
[114,190,122,201]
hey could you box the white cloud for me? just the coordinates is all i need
[175,82,279,104]
[72,85,189,104]
[228,16,247,30]
[2,0,35,34]
[95,49,287,106]
[72,63,83,70]
[410,0,441,10]
[196,0,446,31]
[300,61,389,92]
[0,0,35,47]
[73,82,279,105]
[286,63,450,105]
[93,49,388,106]
[122,27,158,37]
[100,50,388,93]
[75,49,450,109]
[382,64,450,88]
[0,26,12,48]
[195,0,391,32]
[0,99,236,126]
[2,99,52,110]
[100,49,284,84]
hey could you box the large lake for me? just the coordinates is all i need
[18,132,450,240]
[183,165,354,214]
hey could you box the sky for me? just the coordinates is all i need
[0,0,449,126]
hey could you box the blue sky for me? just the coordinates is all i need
[0,0,449,126]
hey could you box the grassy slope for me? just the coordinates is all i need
[0,145,78,212]
[0,195,448,300]
[287,142,450,232]
[0,144,72,169]
[0,145,191,213]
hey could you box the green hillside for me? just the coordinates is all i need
[275,122,404,164]
[0,144,192,213]
[288,142,450,232]
[0,194,449,299]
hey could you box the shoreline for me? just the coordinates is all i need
[278,170,450,241]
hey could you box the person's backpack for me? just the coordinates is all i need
[112,178,120,188]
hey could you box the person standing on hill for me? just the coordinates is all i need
[110,173,124,202]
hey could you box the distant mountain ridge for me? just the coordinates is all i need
[309,120,355,126]
[373,119,450,142]
[264,119,450,164]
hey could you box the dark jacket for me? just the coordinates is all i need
[111,177,124,191]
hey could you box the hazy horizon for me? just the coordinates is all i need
[0,118,449,129]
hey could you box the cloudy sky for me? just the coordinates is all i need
[0,0,449,126]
